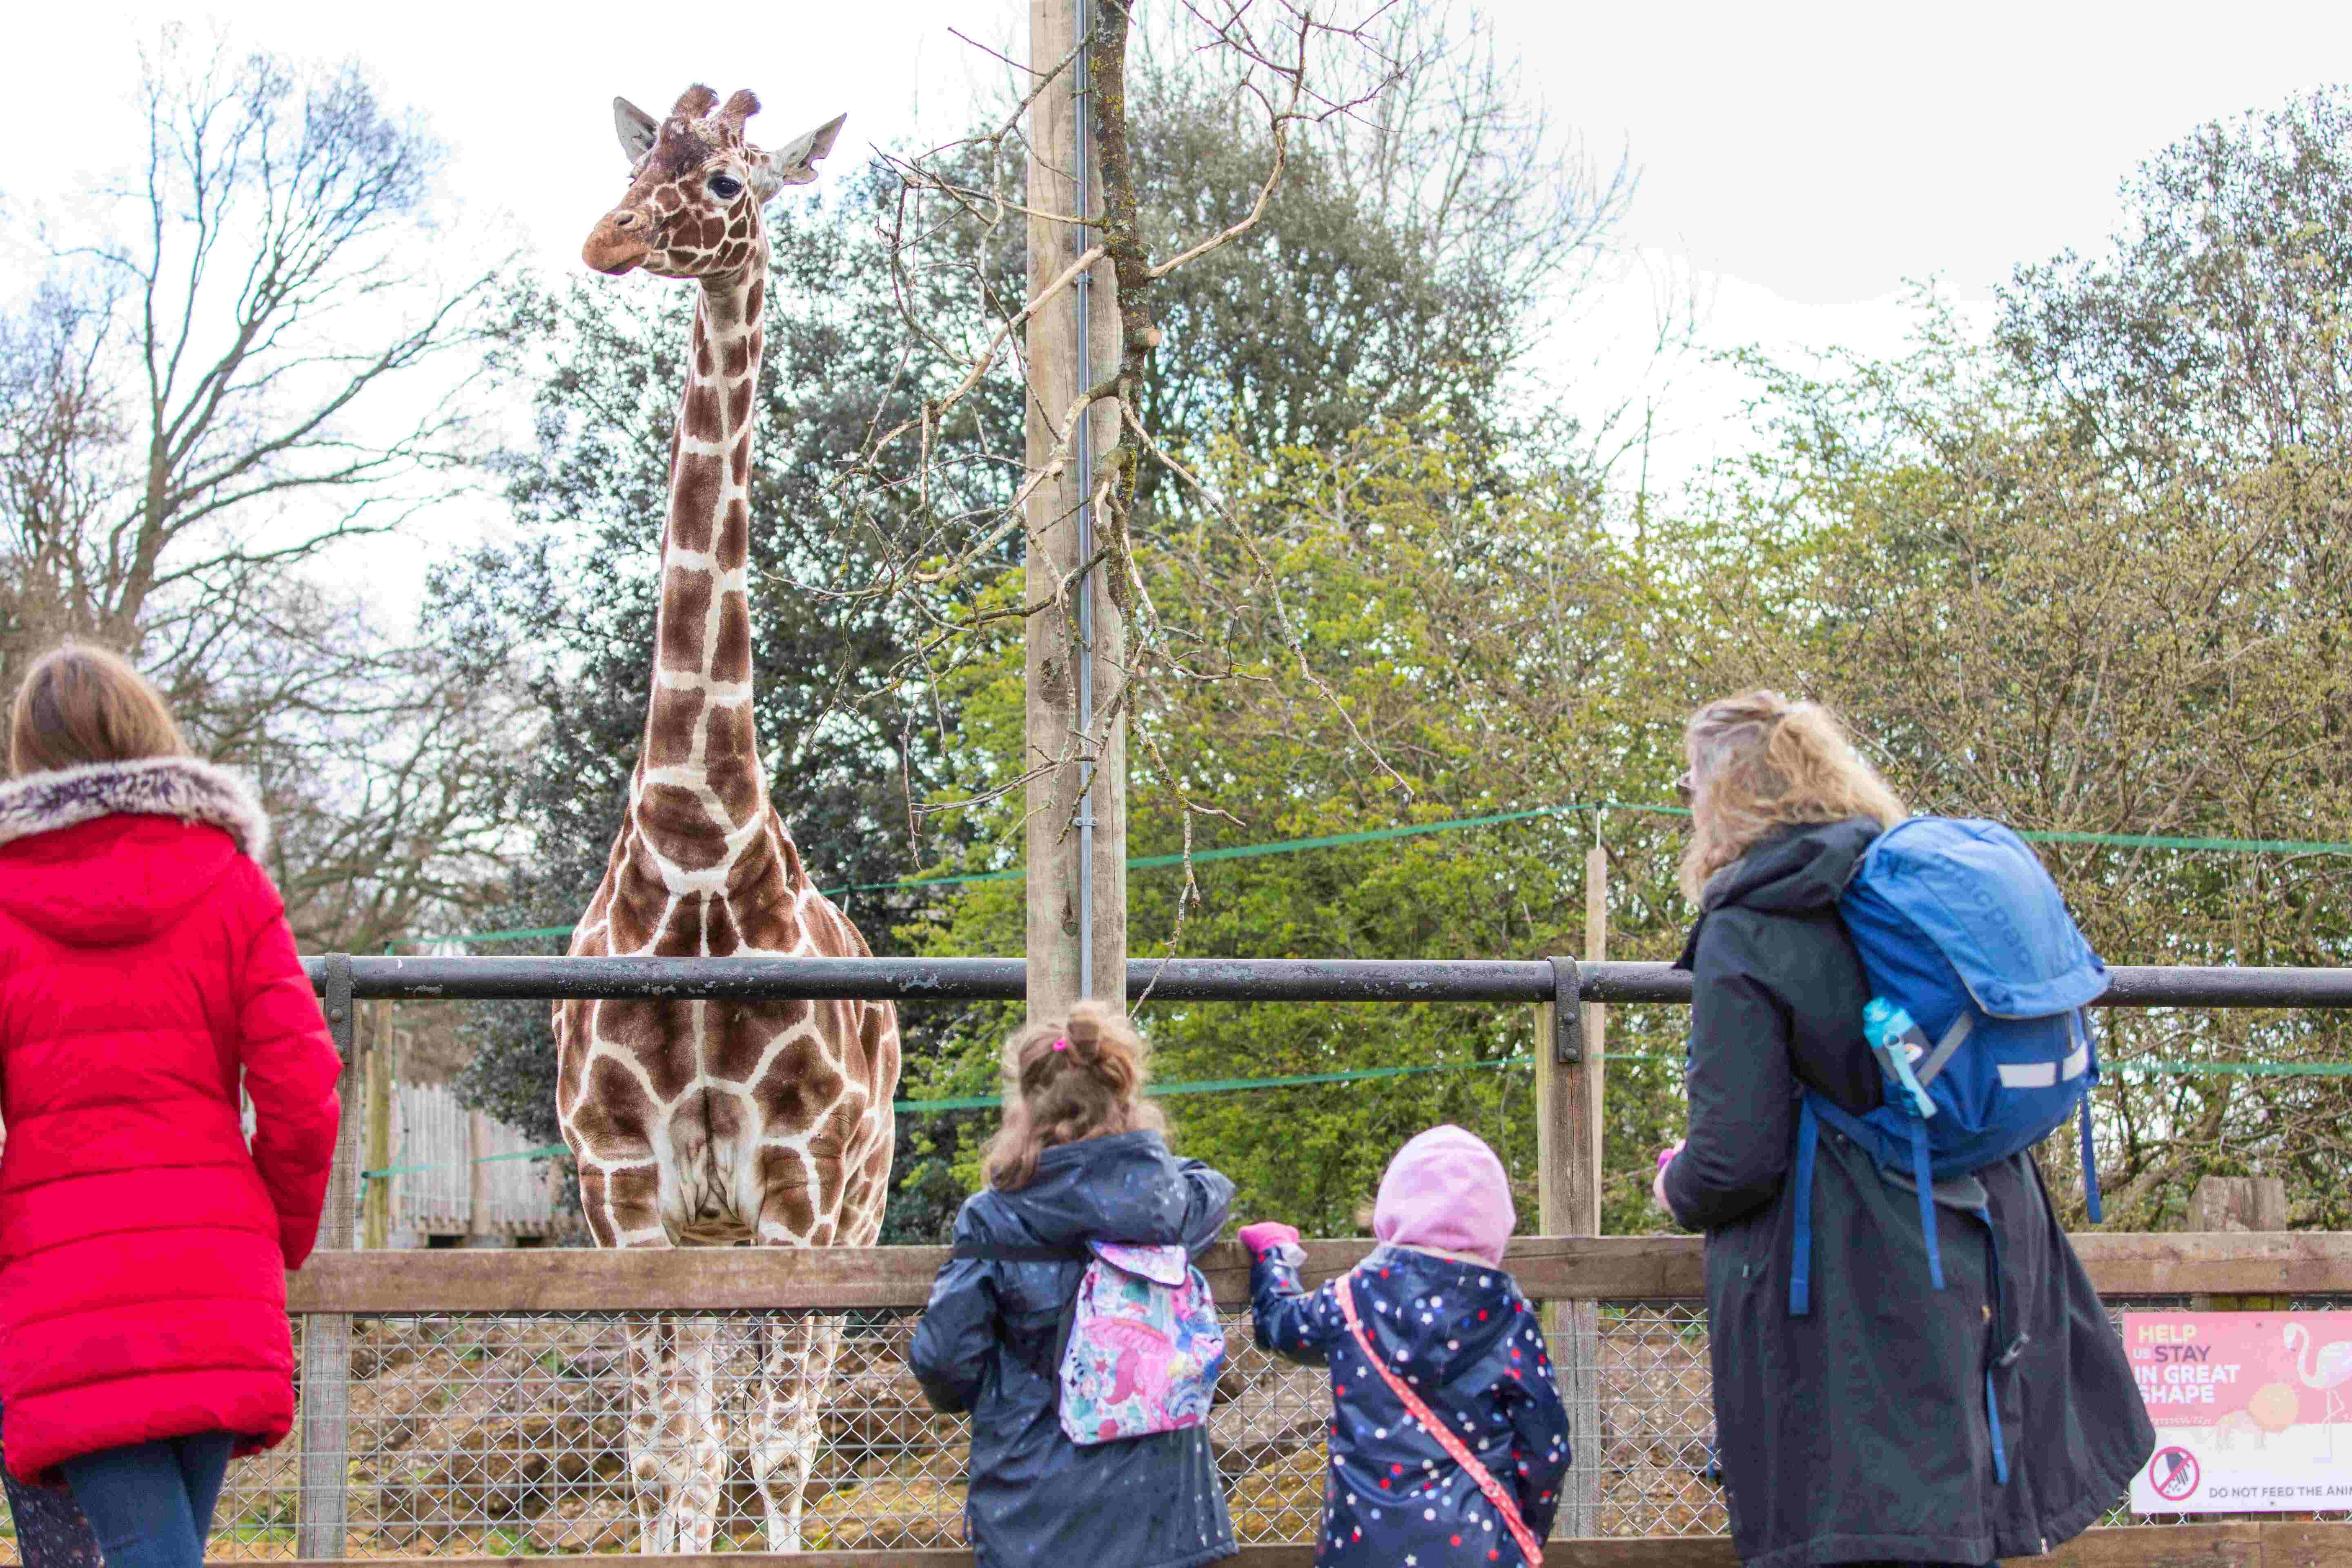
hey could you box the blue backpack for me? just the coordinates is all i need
[1789,818,2108,1474]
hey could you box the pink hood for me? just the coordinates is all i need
[1372,1124,1516,1265]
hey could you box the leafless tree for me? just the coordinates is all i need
[0,31,517,949]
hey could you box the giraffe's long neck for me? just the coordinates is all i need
[633,255,796,885]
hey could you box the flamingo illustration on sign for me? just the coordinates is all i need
[2285,1323,2352,1461]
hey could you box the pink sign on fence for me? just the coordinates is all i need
[2123,1311,2352,1513]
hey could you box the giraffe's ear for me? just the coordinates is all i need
[753,114,847,197]
[613,97,660,166]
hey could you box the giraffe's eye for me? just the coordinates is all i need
[708,174,744,201]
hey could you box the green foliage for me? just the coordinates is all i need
[910,428,1705,1234]
[908,87,2352,1239]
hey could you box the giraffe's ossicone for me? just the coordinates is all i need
[556,83,899,1556]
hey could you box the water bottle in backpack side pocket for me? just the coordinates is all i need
[1862,998,1937,1119]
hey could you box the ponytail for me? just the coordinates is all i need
[982,1000,1164,1190]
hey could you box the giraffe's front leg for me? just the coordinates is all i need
[668,1315,728,1552]
[587,1168,718,1556]
[750,1308,844,1551]
[622,1313,682,1554]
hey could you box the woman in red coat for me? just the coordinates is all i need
[0,644,342,1568]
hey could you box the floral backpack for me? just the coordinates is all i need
[1057,1242,1227,1445]
[954,1237,1227,1444]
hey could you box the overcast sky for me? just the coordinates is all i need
[5,0,2351,592]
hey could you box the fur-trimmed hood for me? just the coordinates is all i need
[0,759,272,950]
[0,757,268,862]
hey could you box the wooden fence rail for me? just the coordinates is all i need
[284,1229,2352,1315]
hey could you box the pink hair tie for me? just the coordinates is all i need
[1051,1036,1069,1051]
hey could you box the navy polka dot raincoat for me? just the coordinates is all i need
[1252,1244,1569,1566]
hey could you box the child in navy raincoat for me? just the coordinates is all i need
[908,1002,1237,1568]
[1242,1125,1569,1567]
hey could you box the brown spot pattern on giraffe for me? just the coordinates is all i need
[656,566,713,670]
[708,997,812,1082]
[601,858,661,952]
[575,1165,617,1245]
[669,453,724,552]
[587,1002,699,1105]
[601,1162,664,1223]
[643,688,706,772]
[558,1055,650,1154]
[701,895,742,957]
[710,592,752,678]
[756,1146,817,1237]
[635,782,735,870]
[715,499,750,569]
[648,901,706,958]
[755,1031,847,1134]
[682,384,724,445]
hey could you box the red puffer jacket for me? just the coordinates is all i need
[0,758,341,1482]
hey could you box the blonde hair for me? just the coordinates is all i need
[981,1000,1165,1191]
[9,642,188,778]
[1677,689,1907,902]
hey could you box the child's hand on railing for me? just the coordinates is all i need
[1652,1141,1684,1214]
[1237,1221,1301,1260]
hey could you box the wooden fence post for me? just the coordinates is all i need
[296,953,357,1558]
[2188,1175,2290,1312]
[1535,840,1609,1538]
[361,1009,394,1252]
[467,1111,488,1241]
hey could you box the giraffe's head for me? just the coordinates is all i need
[582,85,845,279]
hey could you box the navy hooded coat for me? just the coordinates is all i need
[1252,1244,1569,1567]
[907,1130,1237,1568]
[1661,817,2154,1567]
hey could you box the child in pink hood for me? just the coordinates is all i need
[1241,1125,1568,1567]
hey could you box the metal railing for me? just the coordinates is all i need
[303,953,2352,1009]
[246,953,2352,1566]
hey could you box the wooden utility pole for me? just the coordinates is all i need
[1026,0,1126,1022]
[1533,841,1610,1538]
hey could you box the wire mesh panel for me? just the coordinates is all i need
[4,1288,2303,1558]
[182,1308,1337,1557]
[1588,1301,1724,1537]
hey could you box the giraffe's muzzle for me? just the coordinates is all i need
[583,210,652,275]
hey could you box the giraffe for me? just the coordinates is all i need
[560,85,901,1554]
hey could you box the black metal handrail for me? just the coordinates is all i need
[302,953,2352,1009]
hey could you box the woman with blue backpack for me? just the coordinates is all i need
[1655,690,2152,1568]
[908,1001,1237,1568]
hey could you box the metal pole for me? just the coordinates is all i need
[296,953,356,1559]
[296,954,2352,1010]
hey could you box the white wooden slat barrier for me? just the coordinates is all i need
[386,1082,557,1241]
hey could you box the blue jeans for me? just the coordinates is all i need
[58,1434,233,1568]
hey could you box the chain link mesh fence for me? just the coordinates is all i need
[0,1291,2333,1557]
